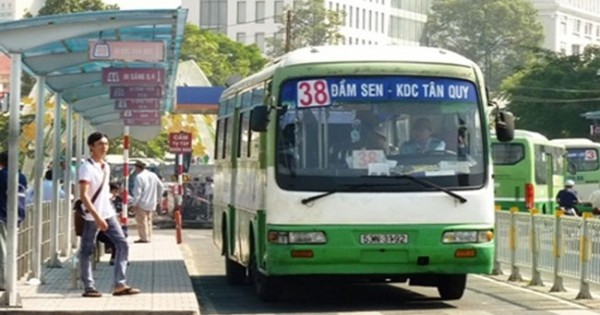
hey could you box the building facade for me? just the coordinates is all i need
[531,0,600,55]
[0,0,43,21]
[182,0,432,53]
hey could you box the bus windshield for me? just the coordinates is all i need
[275,76,486,191]
[566,148,599,172]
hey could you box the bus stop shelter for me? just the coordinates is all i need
[0,9,187,306]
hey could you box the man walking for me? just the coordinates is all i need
[131,160,163,243]
[79,132,139,297]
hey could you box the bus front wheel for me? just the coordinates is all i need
[249,242,280,302]
[437,274,466,300]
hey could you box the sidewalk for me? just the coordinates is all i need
[0,227,200,315]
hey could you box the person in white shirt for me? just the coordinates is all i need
[78,132,139,297]
[26,170,65,204]
[589,187,600,215]
[130,160,164,243]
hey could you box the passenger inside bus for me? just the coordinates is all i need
[399,118,446,154]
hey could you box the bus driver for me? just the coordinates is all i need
[399,118,446,154]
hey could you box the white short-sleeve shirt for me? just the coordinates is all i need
[78,158,115,221]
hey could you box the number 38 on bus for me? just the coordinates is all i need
[212,45,515,302]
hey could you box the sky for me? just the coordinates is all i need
[104,0,182,10]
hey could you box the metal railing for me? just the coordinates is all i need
[16,201,70,281]
[494,207,600,299]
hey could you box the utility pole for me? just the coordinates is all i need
[285,10,292,53]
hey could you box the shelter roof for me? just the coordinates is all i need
[0,9,187,140]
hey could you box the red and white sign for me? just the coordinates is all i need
[119,110,160,119]
[115,99,161,111]
[102,68,165,85]
[123,117,161,126]
[297,79,331,107]
[89,40,165,62]
[169,132,192,153]
[110,86,162,99]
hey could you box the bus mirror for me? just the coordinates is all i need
[495,110,514,142]
[250,105,269,132]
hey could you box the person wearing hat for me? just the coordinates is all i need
[399,118,446,154]
[556,179,580,216]
[130,160,164,243]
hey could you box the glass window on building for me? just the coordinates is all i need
[572,44,580,55]
[381,13,385,33]
[356,7,359,28]
[349,5,353,27]
[293,0,303,9]
[255,32,265,51]
[362,9,366,29]
[368,10,372,31]
[390,0,432,14]
[375,11,378,32]
[388,16,425,42]
[585,22,593,37]
[237,1,246,23]
[560,42,566,54]
[256,1,265,23]
[200,0,228,33]
[574,19,581,34]
[236,32,246,44]
[348,36,352,45]
[274,1,284,23]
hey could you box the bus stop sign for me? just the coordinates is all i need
[169,132,192,153]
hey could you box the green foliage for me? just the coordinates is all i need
[37,0,118,16]
[181,24,267,86]
[107,130,169,158]
[265,0,344,57]
[425,0,544,91]
[501,46,600,139]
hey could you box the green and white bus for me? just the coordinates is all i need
[492,130,565,213]
[213,45,514,302]
[550,138,600,201]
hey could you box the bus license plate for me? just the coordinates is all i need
[360,233,408,244]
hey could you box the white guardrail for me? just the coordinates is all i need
[494,208,600,299]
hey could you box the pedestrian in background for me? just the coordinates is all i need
[26,169,65,204]
[78,132,139,297]
[130,160,163,243]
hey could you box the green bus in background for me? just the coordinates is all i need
[492,130,565,213]
[550,138,600,203]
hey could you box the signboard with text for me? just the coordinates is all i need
[123,117,161,126]
[89,40,165,62]
[109,86,162,99]
[115,99,161,111]
[169,132,192,153]
[102,68,165,85]
[119,110,160,119]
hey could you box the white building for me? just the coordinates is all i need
[530,0,600,55]
[0,0,43,21]
[182,0,432,53]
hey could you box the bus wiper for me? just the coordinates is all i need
[300,183,377,205]
[365,174,467,204]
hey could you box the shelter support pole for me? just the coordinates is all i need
[60,103,73,256]
[73,115,83,250]
[48,93,62,268]
[31,76,46,283]
[1,52,23,307]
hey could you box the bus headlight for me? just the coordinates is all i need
[268,231,327,244]
[442,230,492,244]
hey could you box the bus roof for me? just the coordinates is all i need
[550,138,600,147]
[277,45,478,68]
[223,45,479,99]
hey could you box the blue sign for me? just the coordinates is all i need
[281,77,478,107]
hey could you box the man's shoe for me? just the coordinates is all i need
[134,239,149,243]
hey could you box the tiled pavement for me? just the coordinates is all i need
[0,226,200,315]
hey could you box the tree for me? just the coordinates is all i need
[424,0,544,91]
[180,24,267,86]
[501,46,600,139]
[265,0,344,57]
[37,0,119,16]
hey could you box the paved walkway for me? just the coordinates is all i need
[0,227,200,315]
